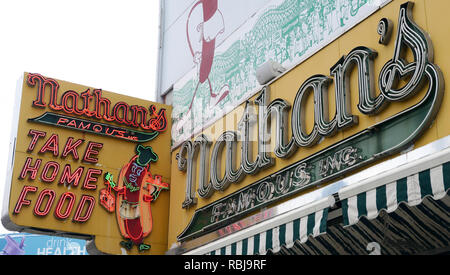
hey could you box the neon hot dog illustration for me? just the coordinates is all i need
[102,145,169,252]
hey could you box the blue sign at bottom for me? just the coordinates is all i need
[0,233,87,255]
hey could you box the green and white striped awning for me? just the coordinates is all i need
[273,147,450,255]
[207,208,328,255]
[272,145,450,255]
[339,156,450,227]
[183,196,335,255]
[272,194,449,255]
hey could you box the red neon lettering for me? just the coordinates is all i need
[13,186,38,214]
[40,161,60,183]
[61,90,83,115]
[80,89,95,117]
[92,124,102,132]
[115,130,125,138]
[72,195,95,223]
[33,189,56,217]
[59,164,84,187]
[54,192,76,220]
[105,127,114,136]
[67,120,77,127]
[93,89,114,121]
[27,73,62,110]
[113,102,133,124]
[57,117,69,125]
[19,157,42,180]
[82,168,102,190]
[27,74,168,133]
[38,134,59,156]
[148,105,168,132]
[78,121,91,130]
[130,105,143,127]
[27,129,46,152]
[61,137,84,160]
[83,142,103,163]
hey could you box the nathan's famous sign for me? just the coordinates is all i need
[176,2,445,241]
[2,73,171,255]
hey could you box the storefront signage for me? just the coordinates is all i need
[27,73,167,142]
[3,73,171,254]
[176,2,444,241]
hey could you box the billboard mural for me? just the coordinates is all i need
[169,0,391,147]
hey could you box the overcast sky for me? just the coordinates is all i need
[0,0,160,234]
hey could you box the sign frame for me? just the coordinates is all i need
[2,73,172,255]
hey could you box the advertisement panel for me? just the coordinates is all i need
[0,233,87,255]
[1,73,171,255]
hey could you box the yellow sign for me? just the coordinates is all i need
[3,73,172,255]
[167,0,450,249]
